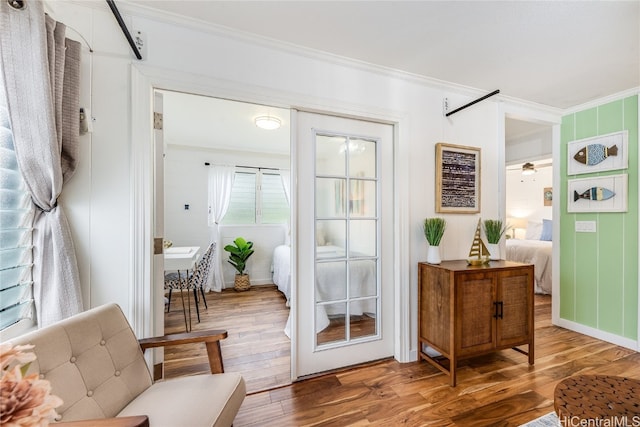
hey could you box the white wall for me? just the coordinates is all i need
[46,1,561,357]
[506,165,553,234]
[164,145,289,287]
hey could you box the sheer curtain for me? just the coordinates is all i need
[208,165,235,292]
[279,169,291,206]
[0,2,83,326]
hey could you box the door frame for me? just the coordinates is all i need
[130,64,412,379]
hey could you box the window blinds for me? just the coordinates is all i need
[0,82,34,330]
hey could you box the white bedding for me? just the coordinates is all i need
[505,239,552,294]
[272,244,377,336]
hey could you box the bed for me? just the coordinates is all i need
[272,244,377,336]
[505,238,552,294]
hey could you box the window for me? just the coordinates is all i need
[222,169,289,225]
[0,72,35,331]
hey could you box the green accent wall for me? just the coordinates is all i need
[560,95,638,340]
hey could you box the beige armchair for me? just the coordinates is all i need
[7,303,245,427]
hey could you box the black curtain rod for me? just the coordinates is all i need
[105,0,142,60]
[445,89,500,117]
[204,162,279,171]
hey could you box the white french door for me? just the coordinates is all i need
[295,111,394,377]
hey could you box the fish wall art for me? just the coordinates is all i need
[573,186,615,202]
[573,144,618,166]
[567,174,627,213]
[568,131,628,176]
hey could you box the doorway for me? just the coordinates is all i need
[158,90,292,391]
[504,117,555,302]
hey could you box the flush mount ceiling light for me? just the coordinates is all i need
[255,116,281,130]
[521,162,536,175]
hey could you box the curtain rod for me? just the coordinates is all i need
[204,162,279,171]
[105,0,142,60]
[445,89,500,117]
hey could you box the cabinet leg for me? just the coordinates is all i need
[528,342,535,365]
[450,359,457,387]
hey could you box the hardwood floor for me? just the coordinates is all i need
[165,288,640,426]
[164,285,291,393]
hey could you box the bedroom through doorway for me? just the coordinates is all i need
[505,118,554,298]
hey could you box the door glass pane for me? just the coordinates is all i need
[316,178,345,217]
[350,299,377,339]
[316,220,345,252]
[349,259,377,298]
[317,303,346,345]
[349,219,377,257]
[316,261,346,302]
[349,139,376,178]
[349,179,375,217]
[316,135,346,176]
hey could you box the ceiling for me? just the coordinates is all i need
[160,90,290,155]
[128,0,639,110]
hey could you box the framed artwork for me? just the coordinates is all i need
[543,187,552,206]
[567,174,627,213]
[435,143,481,213]
[567,130,628,175]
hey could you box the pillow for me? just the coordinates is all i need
[540,219,552,241]
[525,221,542,240]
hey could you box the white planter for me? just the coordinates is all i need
[426,245,441,264]
[487,243,501,260]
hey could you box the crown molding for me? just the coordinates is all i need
[564,87,640,115]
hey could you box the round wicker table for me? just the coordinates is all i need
[554,375,640,425]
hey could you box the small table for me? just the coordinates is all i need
[554,375,640,424]
[164,246,200,331]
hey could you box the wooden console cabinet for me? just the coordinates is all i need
[418,260,534,386]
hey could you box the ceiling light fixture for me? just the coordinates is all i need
[255,116,281,130]
[521,162,536,175]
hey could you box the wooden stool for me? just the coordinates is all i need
[554,375,640,424]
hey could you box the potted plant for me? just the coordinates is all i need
[224,237,255,291]
[423,217,446,264]
[483,219,507,260]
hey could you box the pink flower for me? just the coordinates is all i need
[0,343,36,372]
[0,344,62,427]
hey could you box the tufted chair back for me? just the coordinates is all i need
[8,304,153,423]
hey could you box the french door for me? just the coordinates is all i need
[295,111,394,377]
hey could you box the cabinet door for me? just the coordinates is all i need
[456,271,496,356]
[496,267,532,347]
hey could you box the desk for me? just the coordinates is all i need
[164,246,200,271]
[164,246,200,331]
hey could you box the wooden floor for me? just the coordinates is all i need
[164,285,291,392]
[165,287,640,426]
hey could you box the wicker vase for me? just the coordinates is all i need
[234,274,250,291]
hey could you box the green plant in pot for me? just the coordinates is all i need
[483,219,507,260]
[423,217,446,264]
[224,237,254,291]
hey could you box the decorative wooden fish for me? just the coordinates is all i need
[573,187,615,202]
[573,144,618,165]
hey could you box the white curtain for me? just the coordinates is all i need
[279,169,291,206]
[0,3,83,326]
[208,165,235,292]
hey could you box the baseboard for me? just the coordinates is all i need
[556,318,638,351]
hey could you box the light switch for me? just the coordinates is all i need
[575,221,596,233]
